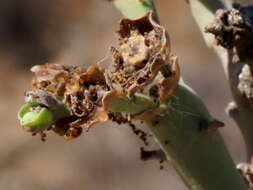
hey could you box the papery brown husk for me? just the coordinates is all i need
[110,12,180,101]
[31,63,109,140]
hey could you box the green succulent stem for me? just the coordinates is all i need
[108,82,247,190]
[109,93,158,115]
[113,0,157,19]
[189,0,253,160]
[112,1,247,190]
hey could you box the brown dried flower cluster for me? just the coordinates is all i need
[24,12,180,140]
[31,63,109,140]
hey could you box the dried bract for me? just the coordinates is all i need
[110,12,180,101]
[25,89,59,110]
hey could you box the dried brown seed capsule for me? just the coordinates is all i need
[110,12,180,101]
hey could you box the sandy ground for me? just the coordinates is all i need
[0,1,247,190]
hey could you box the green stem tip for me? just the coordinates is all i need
[18,96,70,132]
[18,102,54,132]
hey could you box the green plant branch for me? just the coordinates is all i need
[111,1,247,190]
[108,93,158,114]
[188,0,253,159]
[190,0,232,13]
[143,85,246,190]
[113,0,157,19]
[106,81,247,190]
[188,0,232,45]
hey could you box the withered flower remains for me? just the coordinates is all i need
[18,12,180,141]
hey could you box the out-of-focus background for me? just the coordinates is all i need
[0,0,251,189]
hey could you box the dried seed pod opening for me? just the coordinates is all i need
[110,12,180,100]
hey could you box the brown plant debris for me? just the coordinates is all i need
[30,63,109,140]
[237,158,253,189]
[108,112,150,146]
[205,5,253,63]
[21,12,181,141]
[25,89,59,110]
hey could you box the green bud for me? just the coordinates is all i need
[18,103,53,132]
[18,91,70,133]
